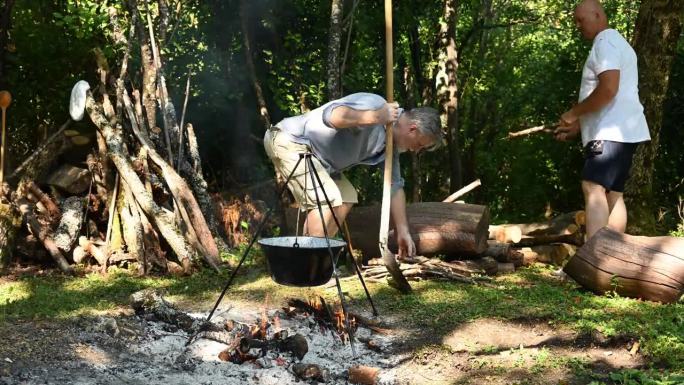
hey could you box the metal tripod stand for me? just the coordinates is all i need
[203,152,378,357]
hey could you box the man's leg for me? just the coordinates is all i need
[582,180,610,239]
[304,173,357,237]
[304,203,354,237]
[606,191,627,232]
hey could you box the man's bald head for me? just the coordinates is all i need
[574,0,608,40]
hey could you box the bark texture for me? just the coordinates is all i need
[626,0,684,234]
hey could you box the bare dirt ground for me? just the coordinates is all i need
[0,297,646,385]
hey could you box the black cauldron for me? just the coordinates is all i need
[258,236,346,287]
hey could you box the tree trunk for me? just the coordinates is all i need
[240,0,271,132]
[626,0,684,234]
[326,0,344,100]
[128,0,157,132]
[436,0,462,191]
[120,181,145,271]
[183,123,230,252]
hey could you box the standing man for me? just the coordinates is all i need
[264,92,442,258]
[555,0,650,239]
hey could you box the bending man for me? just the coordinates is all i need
[264,93,442,257]
[555,0,650,239]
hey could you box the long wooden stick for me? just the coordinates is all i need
[379,0,411,293]
[442,179,481,203]
[506,124,555,139]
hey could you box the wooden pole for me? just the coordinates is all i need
[0,90,11,184]
[379,0,411,293]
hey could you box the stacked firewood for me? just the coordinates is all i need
[0,2,230,275]
[358,210,585,283]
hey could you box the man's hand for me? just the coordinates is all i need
[560,108,579,127]
[380,102,400,125]
[554,120,580,142]
[396,228,416,258]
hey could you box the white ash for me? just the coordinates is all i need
[4,306,402,385]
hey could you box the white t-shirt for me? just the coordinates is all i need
[578,28,650,146]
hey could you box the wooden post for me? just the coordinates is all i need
[379,0,411,293]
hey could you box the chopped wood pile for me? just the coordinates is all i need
[355,210,586,283]
[0,3,233,275]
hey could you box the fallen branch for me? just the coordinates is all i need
[506,124,555,139]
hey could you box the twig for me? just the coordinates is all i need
[176,72,191,170]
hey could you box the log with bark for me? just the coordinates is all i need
[563,227,684,303]
[53,196,85,253]
[482,241,524,266]
[16,195,74,275]
[286,202,490,260]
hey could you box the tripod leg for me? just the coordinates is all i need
[203,154,306,325]
[307,157,379,316]
[305,155,357,357]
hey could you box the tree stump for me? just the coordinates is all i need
[563,227,684,303]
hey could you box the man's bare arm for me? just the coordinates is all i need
[328,102,399,129]
[562,70,619,124]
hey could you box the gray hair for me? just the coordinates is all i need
[406,107,443,151]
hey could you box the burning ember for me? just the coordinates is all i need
[214,296,358,365]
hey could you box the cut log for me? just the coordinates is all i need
[26,181,61,223]
[514,231,583,247]
[461,256,498,275]
[72,245,88,264]
[17,198,74,275]
[79,236,108,266]
[563,227,684,303]
[45,165,91,194]
[510,211,585,236]
[53,196,85,253]
[483,241,524,266]
[287,202,490,260]
[488,225,522,243]
[520,244,577,266]
[498,262,516,274]
[120,181,144,270]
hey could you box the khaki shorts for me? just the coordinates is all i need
[264,128,358,210]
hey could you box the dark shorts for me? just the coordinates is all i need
[582,140,638,193]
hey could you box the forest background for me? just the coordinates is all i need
[1,0,682,235]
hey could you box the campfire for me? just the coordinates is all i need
[210,297,358,367]
[130,289,397,384]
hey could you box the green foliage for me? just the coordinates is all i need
[589,369,684,385]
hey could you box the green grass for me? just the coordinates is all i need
[1,260,683,376]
